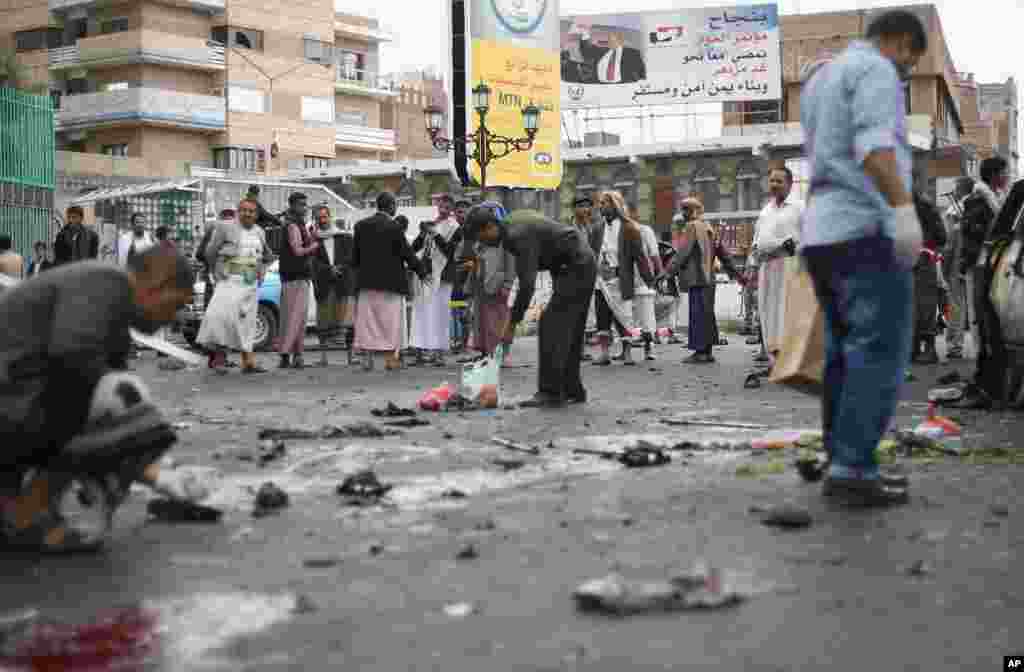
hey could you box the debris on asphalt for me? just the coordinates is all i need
[490,458,526,471]
[383,417,431,428]
[455,544,479,560]
[573,566,748,615]
[474,519,497,531]
[302,555,341,569]
[371,402,417,418]
[336,470,393,503]
[419,384,454,412]
[443,602,475,618]
[291,593,319,614]
[148,465,221,502]
[795,453,827,482]
[146,498,223,524]
[258,440,287,466]
[257,423,402,441]
[618,445,670,468]
[906,560,932,577]
[369,544,384,556]
[172,421,193,431]
[660,418,769,430]
[442,431,455,440]
[158,358,188,371]
[735,461,787,478]
[759,504,813,530]
[491,437,540,455]
[989,504,1010,518]
[441,488,468,499]
[252,482,289,517]
[928,387,964,404]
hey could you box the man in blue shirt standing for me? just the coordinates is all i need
[800,10,927,507]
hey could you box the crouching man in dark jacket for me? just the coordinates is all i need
[464,204,597,409]
[0,248,194,550]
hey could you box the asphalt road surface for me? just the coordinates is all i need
[0,336,1020,671]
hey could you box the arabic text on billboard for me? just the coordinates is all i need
[469,0,562,190]
[560,4,780,108]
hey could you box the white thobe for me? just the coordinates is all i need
[753,196,804,353]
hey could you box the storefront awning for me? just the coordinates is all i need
[71,179,203,205]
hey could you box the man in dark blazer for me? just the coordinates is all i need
[351,192,426,371]
[312,205,355,366]
[53,205,99,266]
[578,28,646,84]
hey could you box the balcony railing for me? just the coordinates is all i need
[49,32,225,70]
[335,123,396,152]
[56,88,226,132]
[335,68,398,96]
[50,0,224,12]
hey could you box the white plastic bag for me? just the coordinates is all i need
[461,345,503,408]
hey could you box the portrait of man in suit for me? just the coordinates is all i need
[562,20,647,85]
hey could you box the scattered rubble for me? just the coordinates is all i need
[759,504,813,530]
[384,417,431,428]
[455,544,479,560]
[491,458,526,471]
[905,560,932,577]
[441,489,468,499]
[371,402,417,418]
[252,482,289,517]
[257,422,402,441]
[443,602,475,618]
[989,504,1010,518]
[158,358,188,372]
[258,440,286,466]
[302,555,341,569]
[336,470,393,504]
[573,566,750,615]
[146,499,223,524]
[618,445,670,468]
[291,593,319,614]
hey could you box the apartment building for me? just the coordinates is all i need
[722,4,992,191]
[2,0,431,182]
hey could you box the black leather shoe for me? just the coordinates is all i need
[519,395,568,409]
[823,477,909,507]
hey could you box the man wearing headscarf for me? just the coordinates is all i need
[411,194,462,366]
[311,205,354,367]
[659,198,718,363]
[752,166,803,362]
[464,205,597,408]
[198,198,273,373]
[589,190,654,366]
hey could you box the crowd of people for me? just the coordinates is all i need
[3,8,1024,555]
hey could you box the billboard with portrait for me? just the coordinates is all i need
[561,4,781,108]
[449,0,562,190]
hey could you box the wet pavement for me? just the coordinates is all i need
[1,336,1021,670]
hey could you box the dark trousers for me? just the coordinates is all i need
[538,251,598,401]
[803,236,913,479]
[971,260,1007,399]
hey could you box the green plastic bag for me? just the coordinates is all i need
[461,345,503,408]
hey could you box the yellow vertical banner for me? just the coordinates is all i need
[469,40,560,190]
[466,0,561,191]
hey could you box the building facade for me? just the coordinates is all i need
[724,4,972,195]
[2,1,438,191]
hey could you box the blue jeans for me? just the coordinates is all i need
[450,308,465,345]
[802,236,913,481]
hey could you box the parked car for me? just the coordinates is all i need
[179,260,316,351]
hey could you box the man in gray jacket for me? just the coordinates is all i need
[0,248,193,548]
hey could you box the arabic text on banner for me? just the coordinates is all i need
[560,4,781,109]
[470,39,562,190]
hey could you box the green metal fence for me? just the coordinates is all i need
[0,87,56,261]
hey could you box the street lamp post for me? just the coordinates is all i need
[424,81,540,194]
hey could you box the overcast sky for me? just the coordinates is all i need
[364,0,1022,145]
